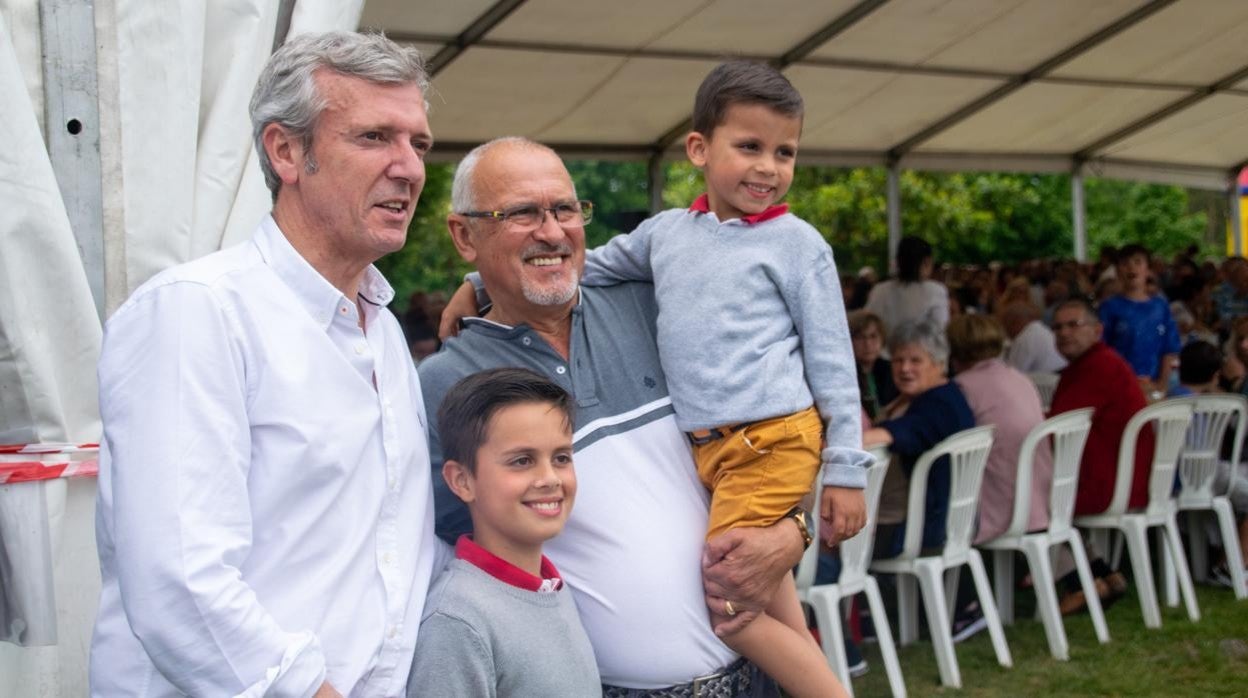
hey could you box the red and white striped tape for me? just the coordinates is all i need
[0,443,100,484]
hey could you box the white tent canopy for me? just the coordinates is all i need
[3,1,1248,695]
[362,0,1248,191]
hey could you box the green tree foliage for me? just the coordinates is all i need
[374,163,464,312]
[377,159,1215,305]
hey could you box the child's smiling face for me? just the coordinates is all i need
[448,401,576,569]
[686,103,801,222]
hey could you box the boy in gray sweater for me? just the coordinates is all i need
[580,61,869,697]
[407,368,598,696]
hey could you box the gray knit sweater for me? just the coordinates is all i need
[581,205,870,488]
[407,559,600,696]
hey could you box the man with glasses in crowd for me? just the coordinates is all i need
[420,136,810,696]
[1047,298,1150,612]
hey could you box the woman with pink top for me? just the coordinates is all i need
[947,314,1053,543]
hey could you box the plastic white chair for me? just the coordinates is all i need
[1167,394,1247,600]
[1028,372,1060,411]
[1074,400,1198,628]
[870,426,1012,688]
[796,447,905,698]
[978,409,1109,660]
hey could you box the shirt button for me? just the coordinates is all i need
[383,552,394,565]
[355,343,366,355]
[389,626,398,639]
[389,477,398,490]
[522,337,532,346]
[556,366,566,374]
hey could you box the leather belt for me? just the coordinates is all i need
[601,658,752,698]
[686,422,754,446]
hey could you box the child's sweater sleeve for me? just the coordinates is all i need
[580,212,664,286]
[408,613,496,697]
[787,244,872,489]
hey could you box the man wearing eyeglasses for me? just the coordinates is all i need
[1047,298,1151,612]
[418,137,802,695]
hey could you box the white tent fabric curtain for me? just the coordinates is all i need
[0,0,364,694]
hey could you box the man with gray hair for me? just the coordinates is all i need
[90,32,440,697]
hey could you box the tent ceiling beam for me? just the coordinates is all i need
[1075,60,1248,160]
[886,0,1178,160]
[425,0,527,76]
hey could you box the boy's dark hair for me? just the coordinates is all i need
[896,236,934,283]
[1179,341,1221,385]
[437,368,573,473]
[1116,243,1150,264]
[692,60,803,137]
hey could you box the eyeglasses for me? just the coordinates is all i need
[1052,319,1093,332]
[458,200,593,232]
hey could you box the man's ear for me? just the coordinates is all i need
[685,131,709,169]
[262,122,306,188]
[447,216,479,264]
[443,459,476,503]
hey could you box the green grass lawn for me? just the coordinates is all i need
[847,582,1248,696]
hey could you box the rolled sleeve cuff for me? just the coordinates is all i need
[235,632,325,698]
[820,446,872,489]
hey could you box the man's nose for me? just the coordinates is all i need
[531,209,567,241]
[389,140,425,183]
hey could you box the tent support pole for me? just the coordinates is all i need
[1231,177,1244,258]
[648,151,665,215]
[41,0,105,321]
[886,162,901,274]
[1072,167,1087,263]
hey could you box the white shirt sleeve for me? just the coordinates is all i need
[98,281,325,697]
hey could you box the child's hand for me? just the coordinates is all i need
[820,486,866,545]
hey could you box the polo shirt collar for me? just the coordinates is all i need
[455,535,563,593]
[254,215,395,330]
[689,193,788,225]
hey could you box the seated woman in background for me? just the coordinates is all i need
[947,314,1052,544]
[866,320,975,559]
[849,310,898,422]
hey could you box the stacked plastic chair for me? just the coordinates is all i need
[979,408,1109,660]
[870,426,1012,688]
[796,447,905,697]
[1074,400,1198,628]
[1027,372,1060,411]
[1167,394,1247,601]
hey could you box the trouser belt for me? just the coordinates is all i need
[602,658,752,698]
[686,421,756,446]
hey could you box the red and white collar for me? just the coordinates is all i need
[455,535,563,593]
[689,193,789,225]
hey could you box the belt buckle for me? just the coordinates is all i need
[687,666,727,698]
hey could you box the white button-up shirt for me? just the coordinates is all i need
[91,216,444,697]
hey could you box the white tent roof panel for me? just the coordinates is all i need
[1050,1,1248,84]
[805,0,1144,73]
[427,47,624,142]
[537,56,722,144]
[361,0,1248,187]
[790,67,1001,150]
[1102,93,1248,166]
[360,0,496,36]
[921,82,1188,153]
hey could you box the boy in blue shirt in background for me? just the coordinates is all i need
[1099,243,1181,393]
[581,60,867,698]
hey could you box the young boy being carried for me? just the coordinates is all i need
[407,368,599,695]
[581,60,869,698]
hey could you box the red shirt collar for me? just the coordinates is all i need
[455,535,563,592]
[689,193,788,225]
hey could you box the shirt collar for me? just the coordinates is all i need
[455,535,563,593]
[689,193,789,225]
[253,215,395,330]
